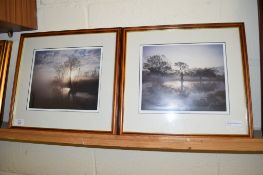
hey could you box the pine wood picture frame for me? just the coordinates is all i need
[120,23,253,137]
[0,40,12,126]
[8,28,121,134]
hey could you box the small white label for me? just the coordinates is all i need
[226,120,242,127]
[14,119,25,126]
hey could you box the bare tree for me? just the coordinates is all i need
[174,62,189,91]
[53,63,67,96]
[193,68,217,83]
[54,64,66,82]
[143,55,172,75]
[64,56,81,97]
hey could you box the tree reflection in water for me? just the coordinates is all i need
[141,79,227,112]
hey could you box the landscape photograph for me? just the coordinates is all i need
[140,43,229,113]
[28,47,102,111]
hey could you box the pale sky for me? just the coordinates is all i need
[142,43,226,69]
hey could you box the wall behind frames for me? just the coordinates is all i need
[0,0,262,175]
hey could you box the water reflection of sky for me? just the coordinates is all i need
[142,43,225,68]
[142,80,227,112]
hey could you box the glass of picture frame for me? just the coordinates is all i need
[120,23,253,137]
[8,28,121,134]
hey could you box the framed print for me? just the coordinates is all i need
[28,47,102,112]
[9,28,121,133]
[0,40,12,126]
[140,43,229,114]
[120,23,253,136]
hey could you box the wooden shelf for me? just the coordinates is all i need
[0,128,263,153]
[0,0,37,33]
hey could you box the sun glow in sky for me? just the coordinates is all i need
[142,43,226,69]
[32,47,102,82]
